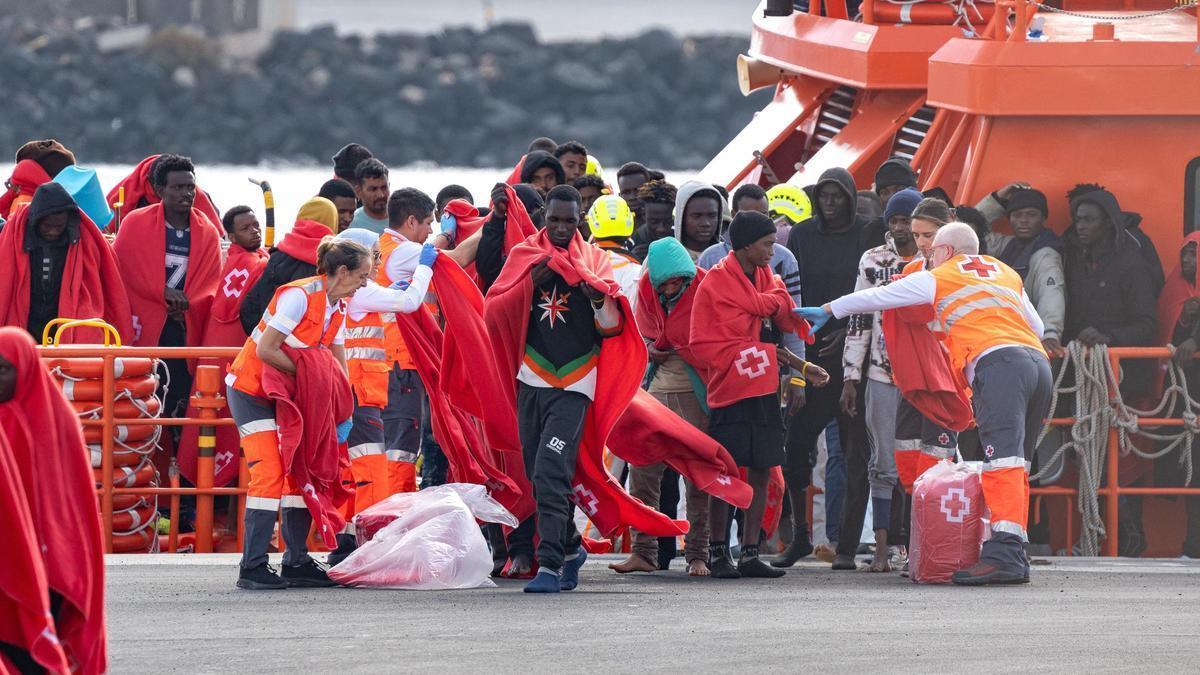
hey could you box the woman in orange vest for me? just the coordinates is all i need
[800,222,1052,586]
[225,238,372,590]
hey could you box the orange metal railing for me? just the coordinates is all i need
[36,345,244,554]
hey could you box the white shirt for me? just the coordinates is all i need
[270,287,346,346]
[347,268,433,320]
[606,249,643,312]
[829,269,1043,383]
[382,230,422,286]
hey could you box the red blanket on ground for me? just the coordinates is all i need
[276,220,330,265]
[113,204,222,347]
[260,345,354,548]
[0,159,52,219]
[0,429,70,674]
[881,304,974,432]
[0,328,106,674]
[689,251,811,409]
[177,245,268,485]
[0,203,134,345]
[483,230,688,538]
[105,155,221,231]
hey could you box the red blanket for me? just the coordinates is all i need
[0,159,52,219]
[0,429,70,674]
[260,344,354,548]
[505,155,526,185]
[484,229,688,538]
[0,328,106,674]
[881,303,974,432]
[0,203,134,345]
[177,245,268,486]
[1158,231,1200,345]
[105,155,221,231]
[276,220,330,265]
[113,204,222,347]
[636,268,707,375]
[689,251,811,409]
[446,186,538,287]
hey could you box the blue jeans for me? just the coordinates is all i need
[824,420,846,543]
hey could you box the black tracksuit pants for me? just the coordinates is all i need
[517,383,587,572]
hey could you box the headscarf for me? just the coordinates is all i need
[297,196,339,232]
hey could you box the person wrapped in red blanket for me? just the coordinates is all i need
[178,206,268,487]
[105,154,221,232]
[484,184,687,593]
[0,139,76,219]
[689,211,822,580]
[0,183,134,345]
[0,328,106,673]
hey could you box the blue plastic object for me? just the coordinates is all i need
[52,165,113,230]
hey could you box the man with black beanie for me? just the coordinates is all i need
[331,143,374,184]
[873,158,918,204]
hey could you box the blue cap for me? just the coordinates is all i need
[52,165,113,230]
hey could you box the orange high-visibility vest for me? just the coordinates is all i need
[345,311,391,408]
[229,275,345,398]
[930,254,1044,378]
[376,230,415,370]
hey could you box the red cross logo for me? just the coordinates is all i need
[939,487,970,523]
[572,483,599,515]
[222,268,251,298]
[734,346,770,379]
[958,256,998,279]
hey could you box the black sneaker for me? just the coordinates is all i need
[739,546,785,578]
[237,564,288,590]
[950,561,1030,586]
[832,553,857,571]
[326,534,357,568]
[281,558,338,588]
[708,543,741,579]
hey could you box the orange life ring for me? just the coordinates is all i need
[88,443,155,469]
[111,501,158,531]
[44,357,155,380]
[94,460,158,488]
[110,494,145,511]
[72,396,161,419]
[872,2,996,25]
[83,424,158,444]
[111,527,157,553]
[60,375,158,401]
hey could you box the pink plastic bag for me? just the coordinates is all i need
[328,483,518,590]
[909,460,988,584]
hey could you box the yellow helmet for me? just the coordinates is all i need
[586,154,605,177]
[767,183,812,225]
[587,194,634,240]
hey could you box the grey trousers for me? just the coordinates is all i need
[865,379,901,500]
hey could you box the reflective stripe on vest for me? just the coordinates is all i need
[345,311,390,408]
[376,231,415,369]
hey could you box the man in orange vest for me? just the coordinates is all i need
[798,222,1053,585]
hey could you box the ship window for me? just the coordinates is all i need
[1187,157,1200,235]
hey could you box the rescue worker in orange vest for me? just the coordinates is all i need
[325,227,439,566]
[225,238,372,590]
[375,187,482,499]
[798,222,1052,585]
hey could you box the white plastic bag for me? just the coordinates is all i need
[327,483,518,590]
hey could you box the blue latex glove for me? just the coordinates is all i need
[794,306,831,333]
[439,213,457,241]
[389,278,410,291]
[336,418,353,444]
[419,242,439,267]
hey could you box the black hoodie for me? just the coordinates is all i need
[23,182,81,340]
[519,151,565,188]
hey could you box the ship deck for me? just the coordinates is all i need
[1041,9,1197,41]
[107,553,1200,671]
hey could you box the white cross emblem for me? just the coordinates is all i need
[715,475,732,486]
[222,268,251,298]
[734,346,770,379]
[131,315,142,342]
[573,483,599,515]
[939,487,970,523]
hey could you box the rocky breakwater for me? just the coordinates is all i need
[0,17,770,169]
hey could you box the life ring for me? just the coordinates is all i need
[83,424,158,445]
[60,375,158,401]
[72,396,161,419]
[45,357,155,380]
[111,500,158,531]
[88,442,155,469]
[872,1,996,25]
[95,459,158,488]
[110,494,145,511]
[111,527,157,553]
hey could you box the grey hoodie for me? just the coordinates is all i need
[674,180,728,255]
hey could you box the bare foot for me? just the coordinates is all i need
[609,553,657,573]
[868,557,891,573]
[501,553,533,578]
[687,559,710,577]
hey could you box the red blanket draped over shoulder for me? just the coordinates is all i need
[484,230,688,538]
[176,245,268,485]
[880,296,974,433]
[113,204,222,347]
[446,185,538,287]
[0,203,134,345]
[0,160,52,219]
[0,328,106,674]
[1158,231,1200,345]
[689,251,810,410]
[105,155,221,232]
[260,344,354,548]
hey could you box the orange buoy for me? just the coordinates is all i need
[871,2,996,25]
[111,527,157,553]
[111,494,145,511]
[60,375,157,401]
[72,396,161,419]
[95,459,158,488]
[88,443,155,469]
[83,424,157,445]
[111,500,158,531]
[44,357,156,380]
